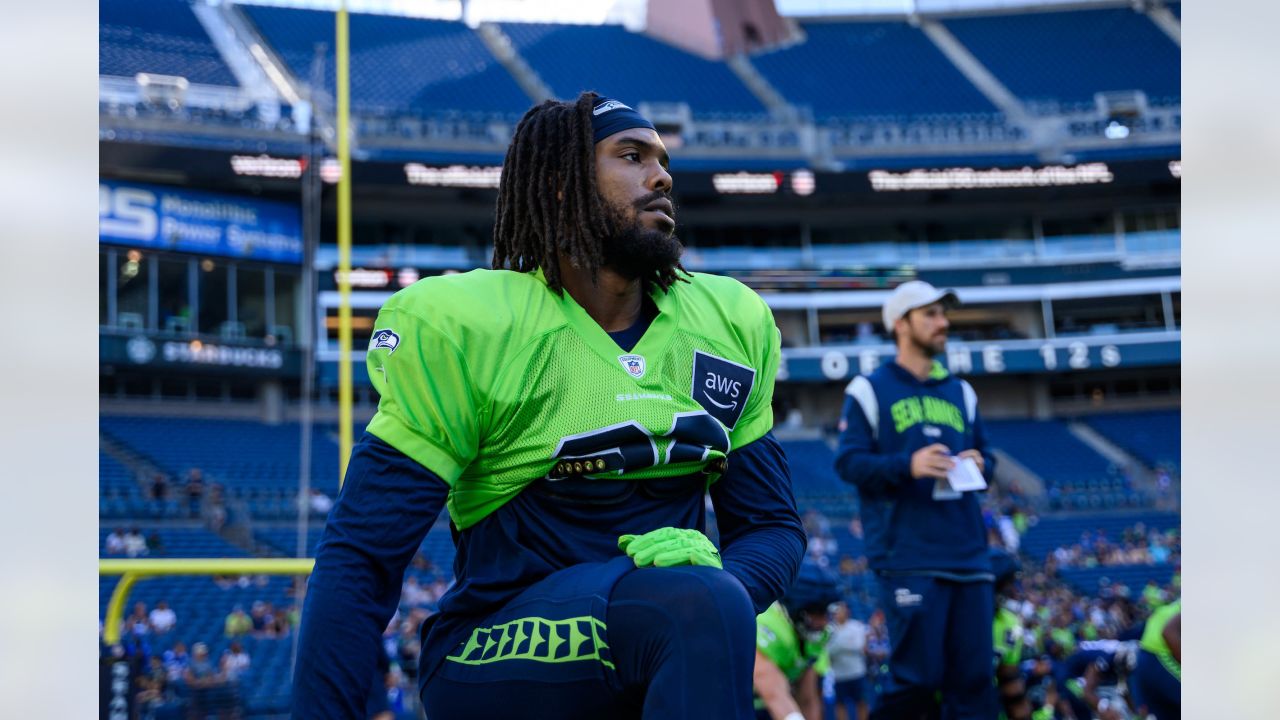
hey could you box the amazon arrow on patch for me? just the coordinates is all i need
[691,350,756,430]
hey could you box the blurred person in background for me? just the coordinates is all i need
[1130,599,1179,720]
[106,527,126,555]
[149,600,176,635]
[163,641,190,684]
[990,550,1030,720]
[221,640,251,682]
[753,565,840,720]
[826,601,869,720]
[151,472,169,501]
[124,526,149,557]
[224,605,251,638]
[146,530,165,556]
[834,281,997,720]
[184,642,234,720]
[127,601,151,639]
[184,468,205,517]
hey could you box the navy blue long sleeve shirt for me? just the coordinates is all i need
[833,361,996,575]
[293,430,805,717]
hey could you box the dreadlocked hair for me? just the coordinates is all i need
[491,91,685,294]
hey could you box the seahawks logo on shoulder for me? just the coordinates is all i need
[370,329,400,355]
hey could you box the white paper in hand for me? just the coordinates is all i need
[946,456,988,492]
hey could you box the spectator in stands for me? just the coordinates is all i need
[149,600,176,635]
[124,527,149,557]
[203,483,228,531]
[185,468,205,517]
[163,641,190,683]
[146,531,165,556]
[221,640,251,682]
[834,281,997,719]
[134,655,170,716]
[827,602,870,720]
[249,601,270,637]
[106,527,127,555]
[124,602,152,642]
[184,642,232,720]
[401,577,431,609]
[308,488,334,515]
[224,605,252,638]
[272,604,294,637]
[150,473,169,501]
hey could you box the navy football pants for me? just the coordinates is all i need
[422,563,758,719]
[870,575,994,720]
[1131,649,1180,720]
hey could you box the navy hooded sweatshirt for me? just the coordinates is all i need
[833,360,995,576]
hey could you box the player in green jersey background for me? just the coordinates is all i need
[991,549,1032,720]
[754,564,840,720]
[294,92,807,719]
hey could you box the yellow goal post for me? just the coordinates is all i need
[99,558,315,646]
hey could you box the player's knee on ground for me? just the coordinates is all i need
[608,566,755,686]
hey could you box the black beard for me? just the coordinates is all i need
[598,198,683,281]
[909,331,944,359]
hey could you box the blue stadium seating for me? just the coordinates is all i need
[255,525,457,582]
[752,22,998,119]
[100,416,344,496]
[1018,510,1178,561]
[101,451,142,499]
[100,526,250,558]
[985,418,1139,510]
[100,0,238,86]
[1080,410,1180,470]
[780,439,847,498]
[241,6,530,117]
[944,8,1180,109]
[500,23,765,117]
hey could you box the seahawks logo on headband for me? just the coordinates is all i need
[591,97,656,143]
[593,100,632,116]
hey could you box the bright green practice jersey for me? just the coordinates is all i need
[993,606,1024,669]
[364,268,781,529]
[756,602,830,683]
[1140,598,1180,680]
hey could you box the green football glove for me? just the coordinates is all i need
[617,527,723,569]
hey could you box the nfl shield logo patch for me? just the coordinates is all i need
[618,354,647,379]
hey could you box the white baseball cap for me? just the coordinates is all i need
[882,280,959,332]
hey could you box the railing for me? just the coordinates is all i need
[99,558,315,646]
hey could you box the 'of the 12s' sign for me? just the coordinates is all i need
[691,350,756,430]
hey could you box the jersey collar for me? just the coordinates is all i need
[530,268,680,383]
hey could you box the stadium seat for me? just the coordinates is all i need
[944,8,1180,111]
[100,0,239,86]
[242,5,530,117]
[752,21,998,119]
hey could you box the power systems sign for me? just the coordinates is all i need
[99,179,303,264]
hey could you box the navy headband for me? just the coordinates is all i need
[591,97,656,144]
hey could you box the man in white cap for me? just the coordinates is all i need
[832,280,997,719]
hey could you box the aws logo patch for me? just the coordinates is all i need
[691,350,755,430]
